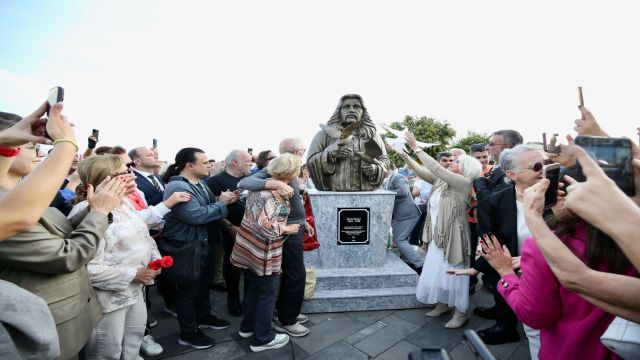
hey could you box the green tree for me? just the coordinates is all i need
[450,131,491,153]
[381,115,456,168]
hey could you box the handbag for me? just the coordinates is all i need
[601,316,640,359]
[156,237,203,284]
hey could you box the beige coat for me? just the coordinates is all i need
[0,187,106,359]
[405,152,471,266]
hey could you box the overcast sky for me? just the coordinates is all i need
[1,0,637,162]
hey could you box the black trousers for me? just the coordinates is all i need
[469,222,479,286]
[175,243,213,334]
[485,269,518,328]
[276,229,305,326]
[240,271,280,346]
[222,231,243,304]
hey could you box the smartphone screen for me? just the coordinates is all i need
[574,136,635,196]
[544,164,561,209]
[92,129,99,139]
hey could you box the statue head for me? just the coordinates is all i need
[327,94,376,139]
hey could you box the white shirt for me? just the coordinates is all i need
[515,199,532,254]
[134,169,165,191]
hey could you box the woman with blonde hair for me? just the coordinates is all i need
[400,133,482,329]
[231,153,303,352]
[70,155,164,360]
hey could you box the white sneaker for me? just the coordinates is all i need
[238,330,253,338]
[250,333,290,352]
[274,321,310,337]
[296,314,309,324]
[140,335,163,356]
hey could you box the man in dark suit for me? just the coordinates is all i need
[385,163,423,274]
[129,147,164,206]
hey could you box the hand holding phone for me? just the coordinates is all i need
[543,163,561,209]
[88,129,99,149]
[574,136,635,196]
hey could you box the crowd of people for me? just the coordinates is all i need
[0,95,638,360]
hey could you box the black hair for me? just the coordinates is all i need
[162,147,204,183]
[492,130,523,147]
[437,151,453,160]
[470,143,487,153]
[256,150,273,170]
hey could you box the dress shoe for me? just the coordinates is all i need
[473,306,497,320]
[477,324,520,345]
[228,299,243,317]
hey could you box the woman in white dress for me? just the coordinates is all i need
[400,133,482,328]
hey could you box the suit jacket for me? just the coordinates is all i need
[473,185,552,285]
[476,166,510,237]
[386,173,421,221]
[134,171,164,206]
[0,191,107,359]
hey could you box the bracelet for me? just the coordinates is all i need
[53,138,79,152]
[0,147,20,157]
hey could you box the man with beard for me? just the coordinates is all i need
[206,149,253,316]
[307,94,389,191]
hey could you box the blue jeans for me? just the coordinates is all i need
[240,270,280,346]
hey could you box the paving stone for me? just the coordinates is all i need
[291,313,366,354]
[509,341,533,360]
[345,321,387,344]
[305,341,368,360]
[234,341,309,360]
[404,311,486,351]
[393,307,437,327]
[353,315,420,357]
[448,343,478,360]
[169,340,246,360]
[347,310,394,325]
[374,340,421,360]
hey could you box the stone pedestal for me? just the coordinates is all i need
[302,189,424,313]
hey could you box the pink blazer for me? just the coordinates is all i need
[498,222,622,360]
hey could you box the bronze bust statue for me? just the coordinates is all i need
[307,94,389,191]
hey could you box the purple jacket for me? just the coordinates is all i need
[498,222,622,360]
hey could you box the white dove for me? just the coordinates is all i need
[378,123,438,153]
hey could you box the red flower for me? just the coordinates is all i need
[161,256,174,268]
[149,259,163,271]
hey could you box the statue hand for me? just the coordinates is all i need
[362,163,376,176]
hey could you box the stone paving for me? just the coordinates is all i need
[145,284,531,360]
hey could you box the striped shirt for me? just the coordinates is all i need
[231,190,290,276]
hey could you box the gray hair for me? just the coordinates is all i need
[450,148,466,157]
[224,149,245,169]
[499,144,544,183]
[458,154,482,181]
[278,138,303,154]
[492,129,523,147]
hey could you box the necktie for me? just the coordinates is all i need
[148,174,162,192]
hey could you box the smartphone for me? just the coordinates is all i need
[92,129,99,140]
[247,147,253,155]
[542,133,548,152]
[574,136,635,196]
[152,138,158,148]
[44,86,64,139]
[543,163,561,209]
[578,86,584,107]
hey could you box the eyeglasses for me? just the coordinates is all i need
[21,143,41,152]
[514,162,543,172]
[266,156,277,161]
[488,142,508,147]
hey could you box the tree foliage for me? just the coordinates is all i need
[381,115,456,168]
[450,131,491,153]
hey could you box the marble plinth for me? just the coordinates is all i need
[308,189,395,269]
[301,252,424,313]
